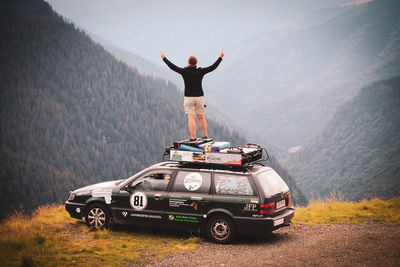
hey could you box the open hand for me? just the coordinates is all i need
[220,49,224,58]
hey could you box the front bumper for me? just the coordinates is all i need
[234,207,295,236]
[65,201,86,219]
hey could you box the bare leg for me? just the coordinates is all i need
[197,114,207,138]
[187,114,196,139]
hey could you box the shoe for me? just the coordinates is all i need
[201,136,208,140]
[189,138,197,141]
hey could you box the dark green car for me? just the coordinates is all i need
[65,161,294,243]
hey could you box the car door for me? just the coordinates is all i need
[166,170,212,229]
[112,170,173,226]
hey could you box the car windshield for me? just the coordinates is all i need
[255,169,289,197]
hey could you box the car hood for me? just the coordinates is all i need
[73,180,123,194]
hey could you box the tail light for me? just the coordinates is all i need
[260,194,291,215]
[286,194,292,207]
[260,203,275,214]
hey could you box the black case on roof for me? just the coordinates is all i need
[173,138,214,149]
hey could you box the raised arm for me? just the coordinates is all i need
[161,51,184,74]
[201,50,224,74]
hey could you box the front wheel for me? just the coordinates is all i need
[85,203,111,230]
[206,215,236,244]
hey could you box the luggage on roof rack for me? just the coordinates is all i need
[173,138,213,149]
[163,139,268,170]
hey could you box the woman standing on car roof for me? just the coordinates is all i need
[161,50,224,141]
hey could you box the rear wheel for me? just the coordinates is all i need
[85,203,111,230]
[206,215,236,244]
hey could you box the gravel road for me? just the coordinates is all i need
[148,222,400,266]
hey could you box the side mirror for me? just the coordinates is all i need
[124,184,132,192]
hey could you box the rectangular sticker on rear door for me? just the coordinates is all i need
[276,199,286,210]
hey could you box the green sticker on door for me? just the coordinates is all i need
[168,214,199,223]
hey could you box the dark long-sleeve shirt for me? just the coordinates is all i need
[163,57,222,97]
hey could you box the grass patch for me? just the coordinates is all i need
[33,233,46,245]
[0,205,201,266]
[294,195,400,225]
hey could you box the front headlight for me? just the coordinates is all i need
[68,192,75,201]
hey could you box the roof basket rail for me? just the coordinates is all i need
[163,141,269,171]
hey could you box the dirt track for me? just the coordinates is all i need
[148,222,400,266]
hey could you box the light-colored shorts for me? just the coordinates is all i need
[184,96,206,115]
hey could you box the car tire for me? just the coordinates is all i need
[85,203,111,230]
[206,215,236,244]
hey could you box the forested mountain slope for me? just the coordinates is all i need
[0,0,243,217]
[0,0,304,217]
[208,0,400,149]
[286,77,400,201]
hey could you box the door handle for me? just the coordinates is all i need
[191,196,203,201]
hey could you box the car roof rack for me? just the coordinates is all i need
[163,140,269,172]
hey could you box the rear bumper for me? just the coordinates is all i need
[234,207,294,236]
[65,201,86,219]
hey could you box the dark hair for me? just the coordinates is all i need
[187,56,197,67]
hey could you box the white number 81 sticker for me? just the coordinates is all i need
[130,192,148,211]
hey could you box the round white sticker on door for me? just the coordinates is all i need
[130,192,148,211]
[184,173,203,191]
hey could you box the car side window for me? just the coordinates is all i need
[214,174,254,196]
[172,171,211,193]
[131,172,172,191]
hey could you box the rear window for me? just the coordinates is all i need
[255,169,289,197]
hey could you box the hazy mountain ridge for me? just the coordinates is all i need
[87,31,183,88]
[286,76,400,201]
[207,0,400,149]
[0,0,305,217]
